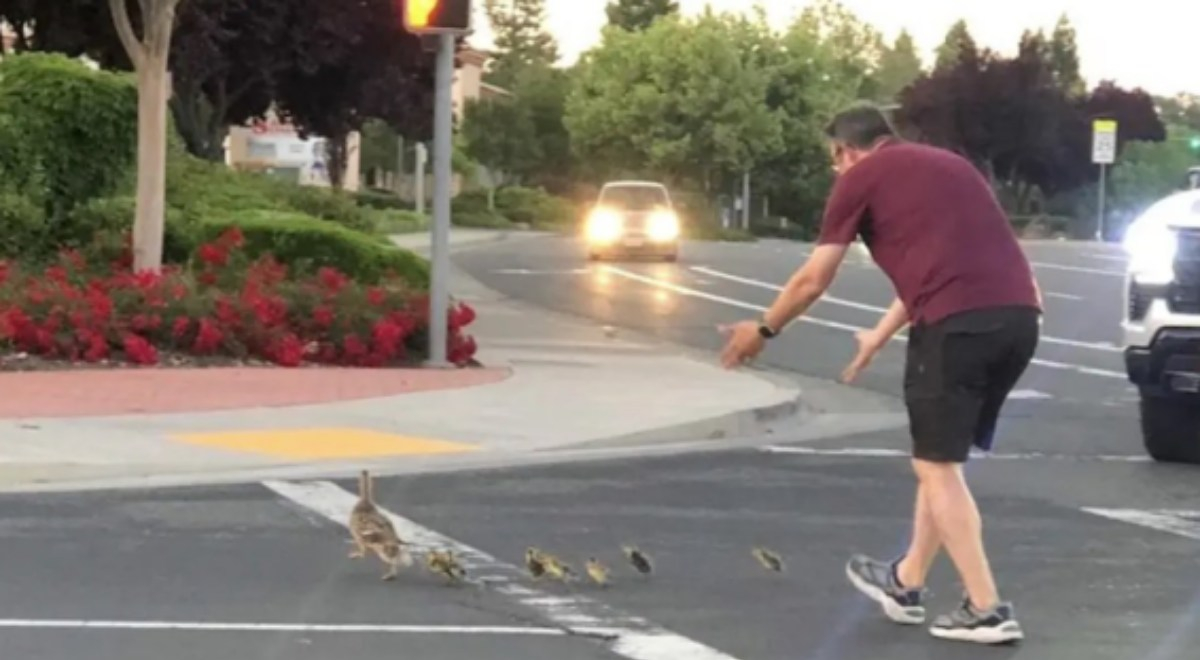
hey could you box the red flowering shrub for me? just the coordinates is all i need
[0,229,477,368]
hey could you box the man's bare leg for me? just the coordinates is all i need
[913,459,997,610]
[896,480,941,589]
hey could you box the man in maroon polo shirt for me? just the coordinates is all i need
[720,103,1041,645]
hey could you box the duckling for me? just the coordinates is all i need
[525,547,547,580]
[426,549,467,584]
[585,558,610,588]
[540,553,575,582]
[348,470,411,580]
[622,545,653,576]
[752,546,785,573]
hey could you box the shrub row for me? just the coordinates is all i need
[0,228,474,368]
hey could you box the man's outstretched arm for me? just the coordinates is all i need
[719,244,851,368]
[761,244,851,333]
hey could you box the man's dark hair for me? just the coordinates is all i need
[825,103,897,149]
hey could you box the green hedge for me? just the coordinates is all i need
[0,193,44,260]
[198,211,429,287]
[356,189,414,211]
[495,186,579,228]
[165,154,374,233]
[0,53,137,224]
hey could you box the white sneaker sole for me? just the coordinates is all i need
[930,621,1024,645]
[845,563,925,625]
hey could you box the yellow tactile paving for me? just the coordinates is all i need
[173,428,480,460]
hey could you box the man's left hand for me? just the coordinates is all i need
[718,321,766,369]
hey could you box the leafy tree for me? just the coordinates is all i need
[751,4,881,227]
[1157,94,1200,133]
[605,0,678,32]
[934,19,978,71]
[1048,14,1085,97]
[483,0,558,88]
[273,0,437,189]
[875,30,923,102]
[167,0,286,161]
[1086,81,1167,147]
[507,65,576,192]
[460,96,540,209]
[565,11,783,192]
[1110,128,1200,219]
[792,0,885,102]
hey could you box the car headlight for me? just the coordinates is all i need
[586,209,623,243]
[647,211,680,242]
[1123,213,1178,285]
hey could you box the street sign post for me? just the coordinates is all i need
[404,0,473,367]
[1092,119,1118,241]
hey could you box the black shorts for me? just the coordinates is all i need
[904,305,1040,463]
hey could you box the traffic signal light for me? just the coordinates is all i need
[403,0,472,34]
[1190,136,1200,151]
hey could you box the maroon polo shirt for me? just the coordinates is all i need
[817,139,1041,326]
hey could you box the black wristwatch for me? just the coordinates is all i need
[757,322,778,339]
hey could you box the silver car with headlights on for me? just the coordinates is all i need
[1122,189,1200,463]
[584,181,681,262]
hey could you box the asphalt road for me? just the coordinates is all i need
[2,451,1196,660]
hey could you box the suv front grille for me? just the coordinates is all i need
[1170,229,1200,314]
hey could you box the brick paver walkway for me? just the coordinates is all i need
[0,367,510,418]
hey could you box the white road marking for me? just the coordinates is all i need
[689,266,1120,353]
[0,620,563,635]
[1031,262,1123,277]
[1044,291,1085,301]
[1081,508,1200,541]
[605,266,1127,379]
[762,446,1151,462]
[264,480,745,660]
[494,268,589,275]
[1009,389,1053,400]
[1083,253,1128,262]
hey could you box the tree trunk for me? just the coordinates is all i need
[133,64,170,271]
[110,0,182,272]
[326,135,348,190]
[170,88,225,161]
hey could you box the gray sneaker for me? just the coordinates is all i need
[845,554,926,624]
[929,598,1024,645]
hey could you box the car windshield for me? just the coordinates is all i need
[599,185,669,211]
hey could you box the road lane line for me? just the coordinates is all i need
[604,265,1127,380]
[763,446,1151,462]
[1031,262,1123,276]
[688,266,1121,354]
[265,479,745,660]
[1081,508,1200,541]
[0,620,564,635]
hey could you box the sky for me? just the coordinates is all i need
[467,0,1197,97]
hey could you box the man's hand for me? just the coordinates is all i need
[841,330,884,383]
[719,321,766,369]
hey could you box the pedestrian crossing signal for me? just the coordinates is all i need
[403,0,472,34]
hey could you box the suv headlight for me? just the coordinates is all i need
[586,209,623,243]
[647,210,680,242]
[1124,217,1178,285]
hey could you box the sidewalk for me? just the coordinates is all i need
[0,230,803,493]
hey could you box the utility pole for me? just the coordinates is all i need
[403,0,473,368]
[741,171,751,230]
[415,143,427,216]
[428,34,455,367]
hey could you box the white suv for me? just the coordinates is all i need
[1122,189,1200,464]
